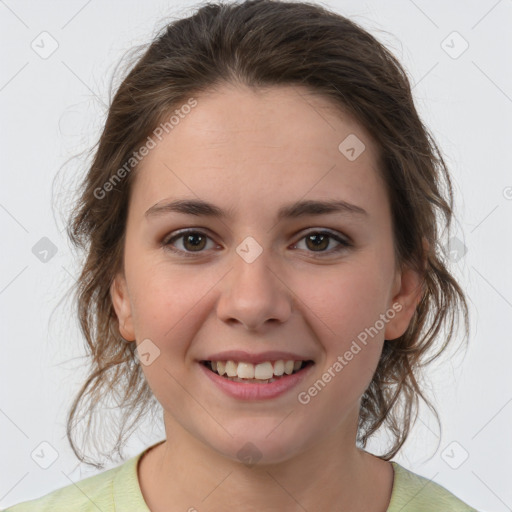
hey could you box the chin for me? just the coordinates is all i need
[203,420,312,467]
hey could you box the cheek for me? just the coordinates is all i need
[292,258,390,396]
[296,259,390,343]
[127,253,205,324]
[126,261,227,360]
[128,267,206,408]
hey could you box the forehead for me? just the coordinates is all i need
[130,84,387,222]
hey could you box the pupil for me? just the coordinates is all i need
[307,234,328,251]
[185,233,205,251]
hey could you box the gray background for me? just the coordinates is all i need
[1,0,511,510]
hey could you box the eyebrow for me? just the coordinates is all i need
[145,198,368,221]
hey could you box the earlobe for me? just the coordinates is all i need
[110,274,136,342]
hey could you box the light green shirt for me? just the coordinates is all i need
[2,442,478,511]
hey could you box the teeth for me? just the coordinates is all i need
[284,360,294,375]
[274,360,284,376]
[254,362,273,380]
[225,361,237,377]
[207,359,308,380]
[237,362,255,379]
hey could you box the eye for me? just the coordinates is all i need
[292,230,351,257]
[162,228,351,258]
[163,230,218,256]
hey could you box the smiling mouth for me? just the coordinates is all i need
[200,359,315,384]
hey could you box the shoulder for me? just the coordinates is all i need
[2,451,145,512]
[387,461,479,512]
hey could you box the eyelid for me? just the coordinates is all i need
[294,227,351,244]
[291,228,351,255]
[162,228,220,256]
[162,227,351,257]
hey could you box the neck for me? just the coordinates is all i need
[138,417,394,511]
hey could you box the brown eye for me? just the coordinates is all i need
[305,233,330,251]
[294,230,350,256]
[163,230,215,255]
[162,228,350,258]
[181,232,207,251]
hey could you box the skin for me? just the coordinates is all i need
[111,83,423,511]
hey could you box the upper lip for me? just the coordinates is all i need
[200,350,315,365]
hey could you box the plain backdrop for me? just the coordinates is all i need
[1,1,511,510]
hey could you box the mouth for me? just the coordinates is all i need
[200,359,315,384]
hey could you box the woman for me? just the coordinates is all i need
[4,1,477,510]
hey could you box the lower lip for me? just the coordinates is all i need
[198,362,314,400]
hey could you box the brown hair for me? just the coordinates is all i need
[65,0,469,468]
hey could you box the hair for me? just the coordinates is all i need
[64,0,469,468]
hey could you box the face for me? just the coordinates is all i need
[111,84,422,465]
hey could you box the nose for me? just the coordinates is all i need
[215,246,293,331]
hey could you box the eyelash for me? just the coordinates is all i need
[162,229,351,258]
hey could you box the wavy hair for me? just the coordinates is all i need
[64,0,469,468]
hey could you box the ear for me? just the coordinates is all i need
[384,239,428,341]
[110,272,136,342]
